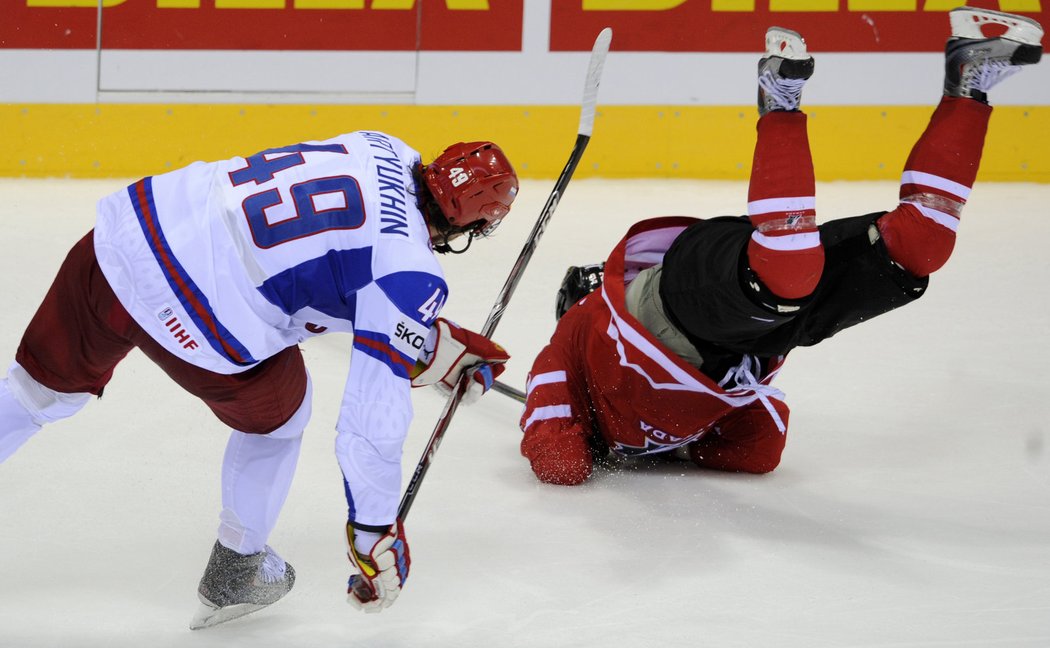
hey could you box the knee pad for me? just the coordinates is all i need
[877,201,958,277]
[746,237,825,300]
[6,363,91,425]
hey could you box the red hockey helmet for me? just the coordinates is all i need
[422,141,518,236]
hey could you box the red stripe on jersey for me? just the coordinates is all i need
[133,180,251,366]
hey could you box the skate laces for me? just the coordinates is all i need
[967,59,1021,92]
[720,355,786,433]
[759,70,807,111]
[259,546,287,584]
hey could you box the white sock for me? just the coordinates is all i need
[218,430,304,555]
[0,363,91,463]
[217,375,312,555]
[0,378,42,463]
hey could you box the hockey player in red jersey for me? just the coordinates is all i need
[520,8,1044,486]
[0,137,515,626]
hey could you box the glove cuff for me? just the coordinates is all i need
[411,320,467,388]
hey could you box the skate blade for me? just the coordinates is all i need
[189,601,268,630]
[765,26,808,59]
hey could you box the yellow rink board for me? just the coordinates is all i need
[3,104,1048,182]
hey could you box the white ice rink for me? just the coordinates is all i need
[1,177,1048,648]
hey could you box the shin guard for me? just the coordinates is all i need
[747,111,824,300]
[879,97,991,277]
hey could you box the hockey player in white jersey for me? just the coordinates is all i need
[0,133,517,627]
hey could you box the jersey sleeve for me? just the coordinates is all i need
[335,267,448,528]
[519,313,595,486]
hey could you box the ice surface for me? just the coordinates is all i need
[1,177,1048,647]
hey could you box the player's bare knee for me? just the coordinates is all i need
[5,362,91,425]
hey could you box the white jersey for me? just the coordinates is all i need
[94,131,446,527]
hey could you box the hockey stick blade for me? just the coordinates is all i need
[578,27,611,139]
[492,380,526,404]
[398,27,612,521]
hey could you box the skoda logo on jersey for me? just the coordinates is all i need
[157,307,174,321]
[395,322,425,350]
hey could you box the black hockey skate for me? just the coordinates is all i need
[757,26,815,116]
[190,541,296,630]
[944,7,1043,103]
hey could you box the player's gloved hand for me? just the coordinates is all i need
[520,419,595,486]
[346,520,411,613]
[411,317,510,404]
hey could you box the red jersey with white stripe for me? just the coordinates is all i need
[519,97,989,486]
[520,217,786,477]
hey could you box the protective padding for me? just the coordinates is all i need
[422,141,518,233]
[0,378,39,463]
[877,202,958,278]
[5,362,91,425]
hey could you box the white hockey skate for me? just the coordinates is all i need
[944,7,1043,103]
[189,541,296,630]
[757,26,815,116]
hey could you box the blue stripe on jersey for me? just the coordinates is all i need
[128,178,258,367]
[375,271,448,327]
[257,248,372,322]
[344,478,358,524]
[352,329,413,380]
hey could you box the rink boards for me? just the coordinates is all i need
[5,103,1049,181]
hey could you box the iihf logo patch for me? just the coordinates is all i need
[156,307,199,351]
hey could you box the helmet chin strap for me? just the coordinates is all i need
[434,229,476,255]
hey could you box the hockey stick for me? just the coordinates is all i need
[398,27,612,520]
[492,380,526,403]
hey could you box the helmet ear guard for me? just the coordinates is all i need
[422,141,518,238]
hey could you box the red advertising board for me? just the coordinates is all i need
[0,0,523,51]
[3,1,1045,53]
[551,0,1048,53]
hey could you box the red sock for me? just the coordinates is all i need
[746,111,823,300]
[878,96,991,277]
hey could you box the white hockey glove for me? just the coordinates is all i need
[346,520,411,613]
[411,317,510,405]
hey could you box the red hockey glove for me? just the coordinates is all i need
[411,318,510,404]
[346,520,411,613]
[520,419,594,486]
